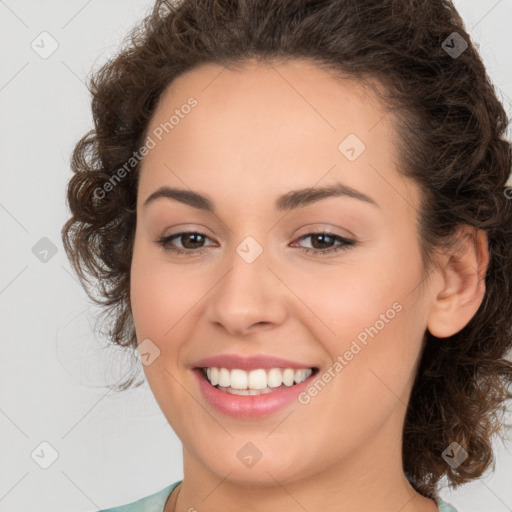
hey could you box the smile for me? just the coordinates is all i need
[201,367,315,395]
[194,365,319,418]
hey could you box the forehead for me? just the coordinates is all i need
[139,58,420,216]
[147,58,388,144]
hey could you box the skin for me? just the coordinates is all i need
[129,58,489,512]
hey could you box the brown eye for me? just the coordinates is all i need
[293,231,356,256]
[155,230,356,256]
[175,232,206,249]
[156,231,214,254]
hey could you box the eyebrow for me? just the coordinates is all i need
[143,182,379,212]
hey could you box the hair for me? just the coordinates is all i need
[61,0,512,499]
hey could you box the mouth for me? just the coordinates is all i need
[196,366,320,396]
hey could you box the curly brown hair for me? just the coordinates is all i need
[61,0,512,499]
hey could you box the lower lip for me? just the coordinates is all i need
[193,368,316,418]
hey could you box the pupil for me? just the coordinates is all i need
[182,233,334,250]
[313,234,332,249]
[184,233,203,248]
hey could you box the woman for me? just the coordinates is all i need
[61,0,512,510]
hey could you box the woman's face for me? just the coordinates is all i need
[130,58,434,489]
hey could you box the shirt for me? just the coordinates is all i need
[98,480,459,511]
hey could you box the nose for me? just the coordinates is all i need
[205,241,288,338]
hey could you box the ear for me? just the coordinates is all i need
[426,225,489,338]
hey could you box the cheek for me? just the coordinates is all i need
[129,245,199,408]
[130,243,199,342]
[285,258,403,351]
[291,290,423,457]
[293,244,425,400]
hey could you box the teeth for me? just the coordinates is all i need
[202,367,313,390]
[209,367,219,386]
[218,368,230,387]
[267,368,282,387]
[248,368,267,389]
[282,368,295,386]
[230,369,248,389]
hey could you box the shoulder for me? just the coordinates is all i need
[435,495,459,512]
[98,481,182,512]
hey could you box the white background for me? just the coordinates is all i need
[1,1,511,511]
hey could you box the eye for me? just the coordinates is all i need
[155,230,356,256]
[156,230,214,255]
[292,231,356,255]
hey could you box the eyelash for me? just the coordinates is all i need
[155,229,355,256]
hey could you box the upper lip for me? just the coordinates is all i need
[193,354,317,371]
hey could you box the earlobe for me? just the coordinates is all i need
[426,226,489,339]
